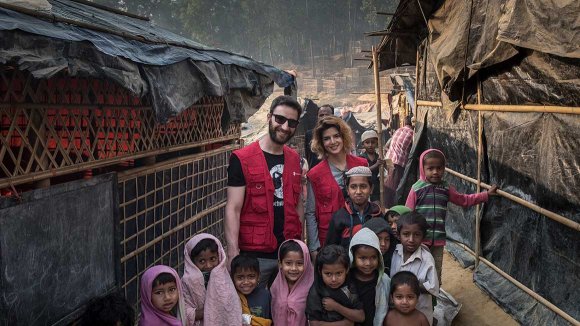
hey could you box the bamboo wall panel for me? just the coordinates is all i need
[117,145,235,310]
[0,68,240,188]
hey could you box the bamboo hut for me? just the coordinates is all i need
[0,1,295,324]
[375,0,579,325]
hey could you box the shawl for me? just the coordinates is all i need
[270,239,314,326]
[139,265,186,326]
[182,233,242,326]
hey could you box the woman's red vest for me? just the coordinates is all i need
[307,154,367,246]
[235,141,303,252]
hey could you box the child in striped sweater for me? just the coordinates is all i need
[405,149,497,281]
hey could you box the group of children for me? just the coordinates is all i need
[136,211,435,326]
[132,147,497,326]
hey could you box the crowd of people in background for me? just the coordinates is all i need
[77,95,498,326]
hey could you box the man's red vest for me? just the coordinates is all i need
[307,154,367,246]
[235,141,302,252]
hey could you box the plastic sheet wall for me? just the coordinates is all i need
[408,106,580,326]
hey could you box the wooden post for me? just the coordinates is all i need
[372,46,385,209]
[414,49,420,116]
[475,74,483,268]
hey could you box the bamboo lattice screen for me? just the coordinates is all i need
[0,67,240,188]
[117,145,236,310]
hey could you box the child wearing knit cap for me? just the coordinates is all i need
[325,166,384,250]
[385,205,411,241]
[359,130,384,202]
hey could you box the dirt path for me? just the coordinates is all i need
[442,251,519,326]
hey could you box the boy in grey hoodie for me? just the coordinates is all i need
[348,228,391,326]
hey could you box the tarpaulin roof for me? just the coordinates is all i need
[0,0,295,123]
[375,0,443,70]
[376,0,580,104]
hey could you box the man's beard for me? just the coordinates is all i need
[268,121,295,145]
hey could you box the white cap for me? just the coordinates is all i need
[361,130,378,143]
[345,166,372,178]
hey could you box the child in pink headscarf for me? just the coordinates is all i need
[270,239,314,326]
[139,265,186,326]
[182,233,241,326]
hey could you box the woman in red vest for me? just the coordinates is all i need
[305,116,367,260]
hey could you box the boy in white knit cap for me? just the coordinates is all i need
[359,130,384,202]
[325,166,384,250]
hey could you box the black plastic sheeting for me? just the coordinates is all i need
[381,0,580,108]
[496,0,580,59]
[403,106,580,326]
[0,0,295,123]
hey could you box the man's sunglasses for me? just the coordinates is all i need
[272,114,299,128]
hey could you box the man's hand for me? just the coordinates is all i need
[227,246,240,268]
[488,184,499,196]
[310,249,319,265]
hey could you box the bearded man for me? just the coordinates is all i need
[225,95,304,285]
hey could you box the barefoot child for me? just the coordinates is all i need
[271,240,314,326]
[406,149,497,280]
[182,234,241,326]
[139,265,185,326]
[306,245,365,324]
[348,228,391,326]
[384,271,429,326]
[230,255,273,326]
[390,212,439,326]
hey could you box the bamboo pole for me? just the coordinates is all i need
[415,100,580,115]
[475,75,483,268]
[414,49,420,116]
[445,168,580,232]
[372,46,385,208]
[121,202,226,263]
[118,144,239,181]
[465,103,580,115]
[416,100,443,107]
[451,240,580,326]
[0,133,239,188]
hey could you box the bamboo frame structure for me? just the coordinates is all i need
[450,240,580,326]
[0,68,240,188]
[474,76,483,268]
[408,11,579,324]
[371,47,385,208]
[445,168,580,232]
[415,94,580,324]
[465,103,580,115]
[118,145,235,309]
